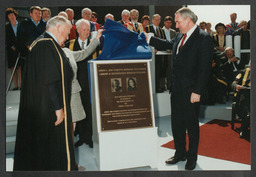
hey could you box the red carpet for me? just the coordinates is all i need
[162,119,250,165]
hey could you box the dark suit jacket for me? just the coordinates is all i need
[5,22,19,51]
[89,21,96,32]
[66,39,92,93]
[146,24,166,39]
[5,22,21,67]
[221,59,240,85]
[213,34,226,50]
[17,18,46,57]
[117,20,125,25]
[150,26,213,95]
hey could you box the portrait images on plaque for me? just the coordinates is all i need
[96,62,153,131]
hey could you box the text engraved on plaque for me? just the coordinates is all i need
[97,62,153,131]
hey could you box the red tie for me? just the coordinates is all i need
[179,33,187,51]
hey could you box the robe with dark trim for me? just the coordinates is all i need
[13,32,77,171]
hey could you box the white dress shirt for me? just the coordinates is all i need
[78,37,88,49]
[176,24,197,54]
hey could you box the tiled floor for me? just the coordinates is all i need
[7,116,250,171]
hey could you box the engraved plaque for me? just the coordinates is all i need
[97,62,153,131]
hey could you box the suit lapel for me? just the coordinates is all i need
[178,27,199,54]
[74,39,81,51]
[174,33,183,56]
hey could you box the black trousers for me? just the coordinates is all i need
[171,88,200,161]
[76,89,93,142]
[76,60,93,142]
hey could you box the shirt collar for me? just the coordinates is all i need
[11,20,18,27]
[131,20,137,24]
[153,24,158,31]
[78,37,88,43]
[78,37,88,48]
[185,24,197,39]
[163,26,170,31]
[46,31,59,44]
[30,18,40,26]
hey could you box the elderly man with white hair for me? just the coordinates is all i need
[117,9,130,25]
[14,15,78,171]
[65,8,75,25]
[126,9,145,33]
[64,8,77,40]
[81,7,96,32]
[105,13,114,21]
[58,11,68,19]
[65,19,99,148]
[62,19,103,147]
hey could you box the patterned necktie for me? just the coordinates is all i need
[179,33,187,52]
[81,41,85,49]
[135,23,138,30]
[156,27,160,38]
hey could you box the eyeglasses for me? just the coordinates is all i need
[92,16,97,18]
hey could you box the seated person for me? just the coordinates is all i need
[213,23,226,54]
[231,61,250,138]
[202,54,228,105]
[220,47,240,87]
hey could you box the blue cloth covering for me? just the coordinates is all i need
[96,19,152,60]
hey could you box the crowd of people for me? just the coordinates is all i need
[5,6,250,171]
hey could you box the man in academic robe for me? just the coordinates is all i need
[65,8,77,40]
[126,9,145,34]
[13,16,77,171]
[81,7,96,32]
[226,13,240,35]
[66,19,98,148]
[146,7,213,170]
[231,62,251,138]
[233,20,250,69]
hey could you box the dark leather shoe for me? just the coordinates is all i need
[12,87,19,91]
[185,159,197,170]
[165,156,186,164]
[75,140,85,147]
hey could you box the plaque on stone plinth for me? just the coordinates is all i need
[96,62,153,131]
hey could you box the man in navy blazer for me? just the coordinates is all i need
[146,7,213,170]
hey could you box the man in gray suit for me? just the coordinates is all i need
[146,7,213,170]
[163,16,177,41]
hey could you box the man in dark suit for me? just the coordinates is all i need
[146,7,213,170]
[220,47,240,86]
[17,6,46,59]
[66,19,96,148]
[145,14,167,93]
